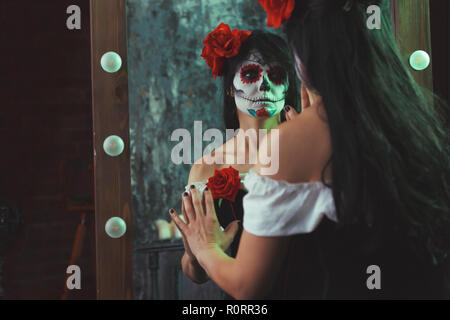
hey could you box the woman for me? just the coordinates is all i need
[180,24,300,287]
[171,0,449,299]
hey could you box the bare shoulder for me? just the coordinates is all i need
[188,157,217,184]
[254,104,332,183]
[188,144,226,184]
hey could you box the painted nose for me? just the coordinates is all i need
[259,76,270,91]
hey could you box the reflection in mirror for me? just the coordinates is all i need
[126,0,290,299]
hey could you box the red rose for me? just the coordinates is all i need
[206,166,241,202]
[257,0,295,28]
[201,23,251,79]
[256,108,271,117]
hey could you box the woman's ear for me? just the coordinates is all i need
[301,84,317,109]
[301,84,312,109]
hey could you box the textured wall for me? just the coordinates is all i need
[126,0,283,299]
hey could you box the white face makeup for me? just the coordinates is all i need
[232,51,289,118]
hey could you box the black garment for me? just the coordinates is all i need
[272,219,447,299]
[214,189,246,300]
[215,189,247,260]
[215,190,447,299]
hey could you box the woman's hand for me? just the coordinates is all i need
[284,104,299,121]
[285,83,313,121]
[169,186,240,263]
[179,199,196,259]
[177,199,210,283]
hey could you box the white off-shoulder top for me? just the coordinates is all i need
[242,168,337,236]
[184,172,248,195]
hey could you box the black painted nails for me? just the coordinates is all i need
[183,192,189,197]
[204,187,209,191]
[190,184,195,189]
[169,208,174,214]
[285,105,291,112]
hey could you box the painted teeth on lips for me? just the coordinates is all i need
[239,95,283,103]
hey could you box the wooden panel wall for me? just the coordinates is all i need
[429,0,449,103]
[90,0,133,299]
[392,0,434,91]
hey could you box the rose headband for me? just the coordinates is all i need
[258,0,357,28]
[257,0,295,28]
[201,23,252,79]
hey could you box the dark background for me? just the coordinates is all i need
[0,0,95,299]
[0,0,448,299]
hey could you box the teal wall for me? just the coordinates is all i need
[126,0,283,299]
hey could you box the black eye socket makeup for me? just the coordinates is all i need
[267,66,287,85]
[240,64,263,84]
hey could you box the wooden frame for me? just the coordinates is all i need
[86,0,440,300]
[429,0,449,103]
[448,0,450,102]
[90,0,133,299]
[391,0,433,92]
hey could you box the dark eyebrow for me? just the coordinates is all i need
[241,60,282,69]
[245,53,266,65]
[244,56,283,69]
[246,59,262,64]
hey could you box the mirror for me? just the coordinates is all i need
[126,0,285,299]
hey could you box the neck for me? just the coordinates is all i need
[237,109,281,132]
[235,109,281,150]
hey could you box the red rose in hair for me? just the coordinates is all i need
[201,23,251,79]
[206,166,241,202]
[257,0,295,28]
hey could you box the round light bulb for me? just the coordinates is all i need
[101,51,122,73]
[105,217,127,239]
[409,50,430,71]
[103,135,124,157]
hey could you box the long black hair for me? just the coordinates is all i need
[285,0,450,264]
[221,30,300,129]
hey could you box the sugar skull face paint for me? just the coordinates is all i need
[232,51,289,118]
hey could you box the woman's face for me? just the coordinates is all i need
[232,51,289,118]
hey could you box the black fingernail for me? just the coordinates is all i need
[285,105,291,112]
[190,185,195,189]
[169,208,174,214]
[204,187,209,191]
[183,192,189,197]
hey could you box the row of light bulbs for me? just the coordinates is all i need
[101,51,127,239]
[100,47,430,239]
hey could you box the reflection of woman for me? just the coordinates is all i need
[172,0,449,299]
[180,24,300,289]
